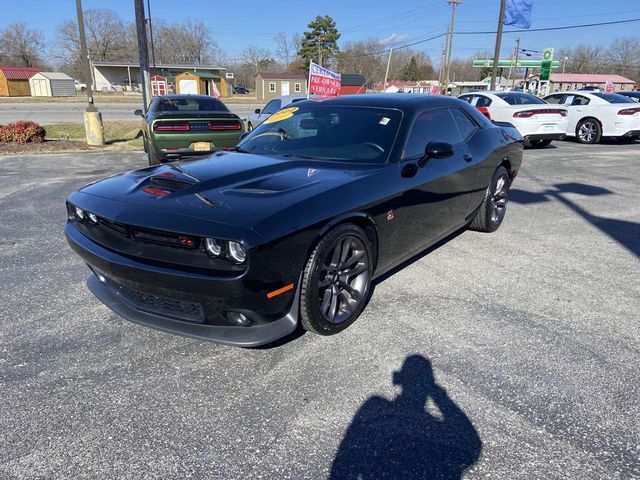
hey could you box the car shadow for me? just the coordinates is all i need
[329,354,482,479]
[510,182,640,258]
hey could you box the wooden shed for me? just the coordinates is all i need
[175,71,228,98]
[29,71,76,97]
[0,66,39,97]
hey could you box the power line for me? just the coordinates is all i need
[340,17,640,59]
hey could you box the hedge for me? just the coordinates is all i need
[0,121,46,144]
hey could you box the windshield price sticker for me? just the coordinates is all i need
[379,117,391,125]
[264,107,299,125]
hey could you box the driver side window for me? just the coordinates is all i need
[403,108,463,159]
[262,100,281,115]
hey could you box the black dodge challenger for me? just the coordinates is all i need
[65,94,523,347]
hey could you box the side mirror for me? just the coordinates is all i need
[418,141,454,167]
[254,108,261,114]
[134,109,144,117]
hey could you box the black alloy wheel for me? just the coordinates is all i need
[576,118,602,144]
[469,165,511,233]
[300,224,373,335]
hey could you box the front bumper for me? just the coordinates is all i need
[66,225,299,347]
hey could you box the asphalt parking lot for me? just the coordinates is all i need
[1,141,638,479]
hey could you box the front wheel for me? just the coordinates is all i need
[576,118,602,144]
[469,166,511,233]
[300,224,373,336]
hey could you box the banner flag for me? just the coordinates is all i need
[504,0,534,29]
[308,62,342,97]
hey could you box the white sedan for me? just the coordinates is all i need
[543,91,640,144]
[458,92,569,148]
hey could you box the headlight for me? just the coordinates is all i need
[204,237,222,257]
[228,241,246,263]
[87,212,98,224]
[74,206,85,221]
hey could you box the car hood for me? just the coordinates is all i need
[75,152,383,233]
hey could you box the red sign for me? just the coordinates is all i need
[309,62,341,96]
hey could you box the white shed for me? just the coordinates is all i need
[29,72,76,97]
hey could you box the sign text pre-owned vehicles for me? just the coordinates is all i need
[65,95,523,347]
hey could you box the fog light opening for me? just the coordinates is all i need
[227,311,251,326]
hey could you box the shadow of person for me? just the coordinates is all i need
[330,355,482,480]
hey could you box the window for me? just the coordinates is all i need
[458,95,473,104]
[495,92,545,105]
[570,95,590,106]
[474,95,493,107]
[591,92,634,104]
[155,97,228,113]
[294,82,301,93]
[238,106,402,164]
[262,99,281,115]
[544,94,565,104]
[403,108,463,159]
[450,108,478,141]
[269,82,276,93]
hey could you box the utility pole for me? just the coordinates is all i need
[438,28,449,92]
[444,0,462,94]
[134,0,151,113]
[75,0,104,145]
[562,56,568,74]
[146,0,156,73]
[490,0,507,90]
[383,48,394,92]
[511,37,520,90]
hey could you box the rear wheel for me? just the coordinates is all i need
[576,118,602,144]
[300,224,373,336]
[470,166,511,233]
[528,139,552,148]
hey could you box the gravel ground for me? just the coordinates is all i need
[0,141,638,479]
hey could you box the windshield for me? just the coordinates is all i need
[592,93,634,104]
[237,105,402,163]
[496,92,546,105]
[155,97,229,112]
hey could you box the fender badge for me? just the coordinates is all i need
[387,210,395,221]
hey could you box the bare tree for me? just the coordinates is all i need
[153,19,216,65]
[607,37,640,76]
[0,22,45,67]
[242,46,274,73]
[274,32,301,68]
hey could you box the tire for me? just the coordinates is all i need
[142,135,148,153]
[618,135,638,143]
[147,144,161,166]
[528,139,552,148]
[247,122,253,131]
[470,166,511,233]
[300,224,373,336]
[576,118,602,144]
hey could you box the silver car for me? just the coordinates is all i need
[246,94,309,130]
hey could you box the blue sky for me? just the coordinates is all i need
[3,0,640,65]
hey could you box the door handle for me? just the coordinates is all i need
[463,154,473,162]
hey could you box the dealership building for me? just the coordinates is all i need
[91,61,229,96]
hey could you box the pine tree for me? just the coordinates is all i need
[298,15,341,69]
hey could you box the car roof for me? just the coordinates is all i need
[272,94,309,102]
[292,93,467,112]
[156,94,224,101]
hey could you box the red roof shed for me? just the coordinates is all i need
[0,66,40,96]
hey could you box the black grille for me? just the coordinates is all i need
[107,277,205,323]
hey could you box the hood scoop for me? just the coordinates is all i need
[225,175,316,196]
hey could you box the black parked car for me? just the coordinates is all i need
[65,95,523,347]
[233,86,250,94]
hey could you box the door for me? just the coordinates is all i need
[179,79,197,94]
[281,81,290,96]
[394,107,479,256]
